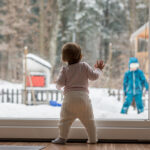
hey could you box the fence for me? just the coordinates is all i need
[0,88,63,105]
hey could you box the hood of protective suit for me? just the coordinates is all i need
[128,57,139,69]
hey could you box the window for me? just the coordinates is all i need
[138,38,148,52]
[0,0,149,140]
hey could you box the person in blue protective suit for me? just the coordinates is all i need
[121,57,149,114]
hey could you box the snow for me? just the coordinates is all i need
[90,88,147,119]
[75,12,86,21]
[0,80,148,119]
[137,4,147,9]
[84,0,96,8]
[0,80,22,89]
[118,2,125,10]
[27,53,52,69]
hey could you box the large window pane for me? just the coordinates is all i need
[0,0,149,120]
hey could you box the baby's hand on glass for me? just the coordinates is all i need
[94,60,105,70]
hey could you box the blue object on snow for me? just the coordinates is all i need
[121,57,148,114]
[123,57,149,96]
[49,100,62,107]
[121,94,144,114]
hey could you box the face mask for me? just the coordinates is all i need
[130,63,139,71]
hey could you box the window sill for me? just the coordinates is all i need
[0,119,150,140]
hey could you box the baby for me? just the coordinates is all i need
[52,42,104,144]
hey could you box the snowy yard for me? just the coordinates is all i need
[0,80,148,119]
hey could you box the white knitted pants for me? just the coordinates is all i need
[58,91,97,143]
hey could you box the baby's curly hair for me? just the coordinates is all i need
[62,42,82,65]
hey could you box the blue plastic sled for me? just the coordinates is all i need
[49,100,62,107]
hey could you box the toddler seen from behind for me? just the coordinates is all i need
[52,42,104,144]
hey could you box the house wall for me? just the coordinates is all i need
[23,59,51,87]
[136,52,148,79]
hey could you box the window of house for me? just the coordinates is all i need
[138,38,148,52]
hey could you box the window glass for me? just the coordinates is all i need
[138,39,148,52]
[0,0,148,120]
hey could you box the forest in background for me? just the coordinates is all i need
[0,0,148,89]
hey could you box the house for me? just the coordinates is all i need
[23,53,52,88]
[130,22,149,77]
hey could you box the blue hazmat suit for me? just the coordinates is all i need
[121,57,149,114]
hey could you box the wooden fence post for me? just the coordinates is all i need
[7,89,9,102]
[16,89,19,104]
[117,89,121,101]
[56,91,58,101]
[1,89,4,103]
[11,89,14,103]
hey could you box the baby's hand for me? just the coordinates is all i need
[94,60,105,70]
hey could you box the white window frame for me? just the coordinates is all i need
[0,1,150,141]
[0,119,150,140]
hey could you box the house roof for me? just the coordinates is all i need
[130,22,149,42]
[27,53,52,69]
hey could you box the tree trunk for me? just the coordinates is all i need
[128,0,136,57]
[104,0,110,61]
[48,0,59,80]
[39,0,44,57]
[129,0,136,34]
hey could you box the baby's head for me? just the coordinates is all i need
[62,42,82,65]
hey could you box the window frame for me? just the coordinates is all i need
[1,3,150,142]
[0,119,150,140]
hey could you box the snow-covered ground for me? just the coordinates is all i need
[0,80,148,119]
